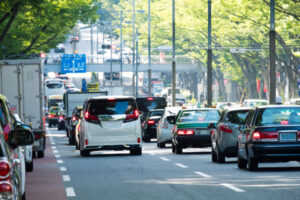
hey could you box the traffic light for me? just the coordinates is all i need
[101,44,111,49]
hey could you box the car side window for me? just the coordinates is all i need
[244,110,254,127]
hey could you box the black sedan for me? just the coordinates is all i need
[141,109,164,142]
[237,105,300,171]
[67,106,82,145]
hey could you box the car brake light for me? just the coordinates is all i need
[124,109,139,123]
[252,131,278,142]
[147,120,155,125]
[220,125,232,133]
[0,182,13,193]
[108,98,116,101]
[177,129,194,135]
[72,116,77,121]
[85,139,88,146]
[59,116,64,120]
[0,161,11,179]
[48,114,53,118]
[137,137,141,143]
[147,97,153,101]
[281,120,289,125]
[84,111,99,123]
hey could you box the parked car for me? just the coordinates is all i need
[156,106,181,148]
[243,99,268,107]
[141,109,164,142]
[79,96,142,156]
[211,107,250,163]
[237,105,300,171]
[168,108,220,154]
[48,106,61,127]
[67,106,82,145]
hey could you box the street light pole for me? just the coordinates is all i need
[171,0,176,106]
[110,22,113,86]
[207,0,212,107]
[120,10,123,86]
[136,28,139,97]
[148,0,152,97]
[269,0,276,104]
[132,0,136,96]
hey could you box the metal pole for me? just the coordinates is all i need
[207,0,212,107]
[96,24,99,63]
[120,11,123,86]
[132,0,136,96]
[136,28,139,97]
[269,0,276,104]
[110,23,113,86]
[148,0,152,97]
[91,25,93,63]
[171,0,176,106]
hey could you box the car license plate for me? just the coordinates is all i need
[196,129,208,135]
[279,132,296,142]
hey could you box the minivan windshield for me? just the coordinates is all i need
[136,98,167,114]
[46,83,63,89]
[87,99,137,115]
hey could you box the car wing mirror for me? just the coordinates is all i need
[166,116,176,124]
[8,128,34,149]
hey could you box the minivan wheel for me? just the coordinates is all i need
[80,149,90,157]
[237,151,247,169]
[248,155,258,171]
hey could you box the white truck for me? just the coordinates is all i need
[0,59,46,160]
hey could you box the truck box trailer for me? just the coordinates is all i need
[0,59,46,158]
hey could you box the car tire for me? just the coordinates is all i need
[69,134,75,145]
[216,145,225,163]
[22,192,26,200]
[130,147,142,155]
[248,154,258,171]
[211,148,217,163]
[157,142,165,148]
[26,161,33,172]
[237,151,247,169]
[37,151,44,158]
[175,144,182,154]
[80,149,90,157]
[172,142,175,153]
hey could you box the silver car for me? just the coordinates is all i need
[156,107,181,148]
[211,107,250,163]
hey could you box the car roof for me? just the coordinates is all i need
[88,96,135,100]
[149,109,164,112]
[255,105,300,109]
[181,108,218,111]
[224,107,251,112]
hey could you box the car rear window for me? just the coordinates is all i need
[149,110,163,117]
[136,98,167,113]
[179,110,220,123]
[255,107,300,126]
[47,83,63,89]
[87,99,137,115]
[226,110,249,124]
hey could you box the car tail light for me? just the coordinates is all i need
[0,181,13,195]
[252,131,278,142]
[147,120,155,125]
[220,125,232,133]
[298,131,300,139]
[137,137,141,143]
[72,116,78,121]
[85,139,88,146]
[177,129,194,135]
[147,97,153,101]
[59,116,64,120]
[0,161,11,179]
[124,109,139,123]
[48,114,53,119]
[84,111,99,123]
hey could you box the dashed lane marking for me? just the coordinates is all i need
[53,150,58,154]
[60,167,67,172]
[57,159,64,164]
[175,163,188,168]
[66,187,76,197]
[159,157,170,161]
[52,146,56,149]
[147,152,156,155]
[63,175,71,182]
[195,171,212,178]
[54,154,61,158]
[221,183,245,192]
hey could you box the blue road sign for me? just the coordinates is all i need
[61,54,86,73]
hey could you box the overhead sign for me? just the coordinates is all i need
[61,54,86,73]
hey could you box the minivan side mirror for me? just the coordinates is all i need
[166,116,176,125]
[8,128,34,149]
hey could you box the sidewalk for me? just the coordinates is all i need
[26,136,66,200]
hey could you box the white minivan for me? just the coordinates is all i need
[79,96,142,156]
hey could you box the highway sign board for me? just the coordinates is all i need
[61,54,86,73]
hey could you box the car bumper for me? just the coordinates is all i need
[144,127,157,138]
[48,118,59,124]
[174,135,211,148]
[249,143,300,162]
[84,144,141,152]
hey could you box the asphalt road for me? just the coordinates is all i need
[47,127,300,200]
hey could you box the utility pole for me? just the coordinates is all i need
[120,10,123,86]
[269,0,276,104]
[148,0,152,97]
[110,22,113,86]
[132,0,136,96]
[91,25,94,63]
[171,0,176,106]
[136,28,139,97]
[207,0,212,107]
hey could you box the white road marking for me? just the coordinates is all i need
[66,187,76,197]
[52,146,56,149]
[53,150,58,154]
[195,171,211,178]
[57,159,64,164]
[221,183,245,192]
[51,142,55,145]
[147,152,155,155]
[175,163,188,168]
[63,175,71,182]
[54,154,61,158]
[159,157,170,161]
[60,167,67,172]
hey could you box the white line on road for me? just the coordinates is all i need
[66,187,76,197]
[60,167,67,172]
[147,152,156,155]
[52,146,56,149]
[63,175,71,182]
[175,163,188,168]
[195,171,212,178]
[221,183,245,192]
[53,150,58,154]
[57,159,64,164]
[54,154,61,158]
[51,142,55,145]
[159,157,170,161]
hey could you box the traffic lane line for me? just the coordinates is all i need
[63,175,71,182]
[195,171,212,178]
[175,163,188,168]
[60,167,67,172]
[221,183,245,192]
[66,187,76,197]
[159,157,170,161]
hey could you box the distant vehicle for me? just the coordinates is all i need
[45,79,65,99]
[243,99,268,107]
[136,97,167,123]
[57,109,66,130]
[237,105,300,171]
[157,106,182,148]
[97,49,106,54]
[67,106,82,145]
[289,98,300,105]
[48,94,63,109]
[55,44,65,53]
[211,107,250,163]
[79,96,142,156]
[141,109,164,142]
[168,108,220,154]
[48,106,61,127]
